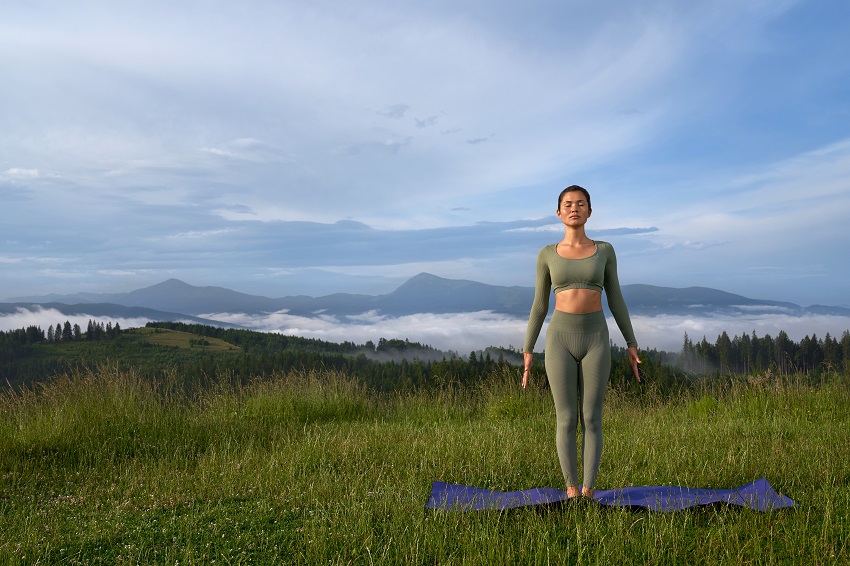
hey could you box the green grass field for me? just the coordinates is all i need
[1,365,847,564]
[131,327,242,351]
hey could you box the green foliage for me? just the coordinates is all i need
[5,319,849,411]
[0,365,848,564]
[678,328,850,376]
[687,394,719,418]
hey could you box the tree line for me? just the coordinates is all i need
[678,329,850,376]
[2,320,848,393]
[1,320,123,345]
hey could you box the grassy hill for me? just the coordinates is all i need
[1,322,534,395]
[132,327,241,351]
[1,327,243,390]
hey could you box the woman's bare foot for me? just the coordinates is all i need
[567,486,581,499]
[582,487,594,499]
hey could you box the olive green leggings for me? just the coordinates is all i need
[544,310,610,489]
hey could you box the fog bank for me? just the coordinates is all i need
[3,308,849,356]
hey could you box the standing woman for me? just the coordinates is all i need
[522,185,641,499]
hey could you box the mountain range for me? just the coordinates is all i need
[3,273,849,326]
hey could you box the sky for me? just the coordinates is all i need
[2,1,850,352]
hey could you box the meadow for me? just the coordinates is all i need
[1,364,847,564]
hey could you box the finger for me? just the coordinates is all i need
[630,360,641,382]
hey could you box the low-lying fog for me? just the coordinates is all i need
[3,308,850,356]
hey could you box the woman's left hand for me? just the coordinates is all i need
[522,352,533,389]
[628,346,642,382]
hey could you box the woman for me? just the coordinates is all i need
[522,185,641,500]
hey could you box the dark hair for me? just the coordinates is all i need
[558,185,591,211]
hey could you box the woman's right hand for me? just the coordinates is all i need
[522,352,533,389]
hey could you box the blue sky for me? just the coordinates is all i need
[2,0,850,315]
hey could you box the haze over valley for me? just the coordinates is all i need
[3,275,848,354]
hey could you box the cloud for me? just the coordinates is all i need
[379,104,410,119]
[7,307,843,359]
[338,136,413,156]
[4,302,848,360]
[200,309,529,354]
[0,0,717,225]
[630,313,850,353]
[1,0,848,308]
[166,228,239,240]
[730,305,795,314]
[4,168,41,179]
[415,115,439,128]
[200,138,293,164]
[0,308,153,334]
[615,136,850,304]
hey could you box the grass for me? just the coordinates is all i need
[0,365,848,564]
[131,327,241,352]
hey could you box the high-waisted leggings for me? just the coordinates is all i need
[544,310,610,489]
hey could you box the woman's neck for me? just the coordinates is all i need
[560,226,592,247]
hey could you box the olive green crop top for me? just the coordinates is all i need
[523,241,637,352]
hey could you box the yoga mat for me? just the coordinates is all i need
[425,478,794,512]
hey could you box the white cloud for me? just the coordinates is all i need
[190,310,850,356]
[628,313,850,353]
[200,138,294,164]
[1,0,848,308]
[201,309,528,354]
[618,136,850,304]
[0,308,152,334]
[4,168,40,178]
[166,228,238,240]
[4,304,847,360]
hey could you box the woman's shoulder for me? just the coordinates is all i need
[593,240,617,257]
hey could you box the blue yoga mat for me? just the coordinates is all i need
[425,478,794,512]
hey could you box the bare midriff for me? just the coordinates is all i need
[555,288,603,314]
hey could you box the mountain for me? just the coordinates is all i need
[618,284,807,316]
[8,279,285,314]
[5,273,850,320]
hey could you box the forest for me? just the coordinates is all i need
[2,318,849,392]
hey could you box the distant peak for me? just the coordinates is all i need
[409,272,441,281]
[158,278,192,286]
[138,279,194,291]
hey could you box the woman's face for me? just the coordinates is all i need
[557,191,591,225]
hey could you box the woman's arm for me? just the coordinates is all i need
[603,244,641,381]
[523,247,551,354]
[522,248,551,388]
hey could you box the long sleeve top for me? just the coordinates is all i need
[523,241,637,353]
